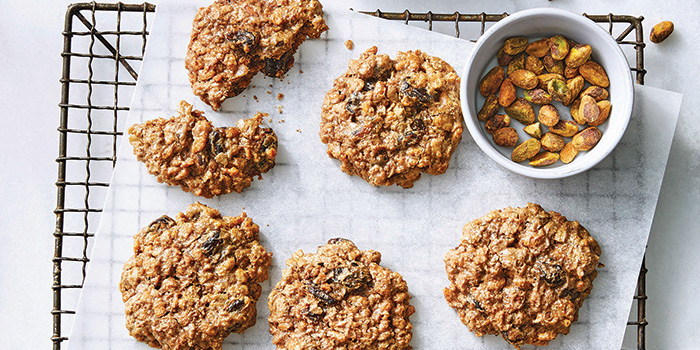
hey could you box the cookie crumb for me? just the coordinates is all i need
[278,106,283,114]
[277,93,284,100]
[266,91,272,95]
[345,40,354,50]
[299,69,304,74]
[253,95,258,101]
[296,129,301,133]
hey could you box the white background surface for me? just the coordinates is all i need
[0,0,697,349]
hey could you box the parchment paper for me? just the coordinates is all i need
[67,1,682,349]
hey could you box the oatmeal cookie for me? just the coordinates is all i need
[443,203,601,348]
[119,202,273,350]
[319,46,464,188]
[268,238,415,349]
[128,101,277,198]
[186,0,328,110]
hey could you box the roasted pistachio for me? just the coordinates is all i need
[564,44,592,68]
[541,132,566,152]
[509,69,538,90]
[538,104,560,127]
[565,76,584,105]
[580,86,609,101]
[524,88,553,105]
[485,114,511,133]
[579,61,610,87]
[579,95,600,125]
[479,66,505,96]
[503,36,529,55]
[523,122,543,139]
[493,127,519,147]
[504,97,536,125]
[499,78,516,107]
[650,21,674,43]
[549,120,579,137]
[548,35,570,60]
[525,55,545,75]
[529,151,560,167]
[547,79,571,103]
[543,54,565,75]
[564,65,579,79]
[570,98,586,125]
[560,142,579,163]
[477,94,500,121]
[497,47,514,66]
[589,100,611,127]
[526,38,550,58]
[572,127,602,151]
[507,53,526,76]
[511,138,541,162]
[537,73,566,90]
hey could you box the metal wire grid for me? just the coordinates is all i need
[52,3,647,349]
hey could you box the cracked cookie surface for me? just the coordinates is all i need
[443,203,601,348]
[186,0,328,110]
[268,238,415,349]
[119,202,272,350]
[319,46,463,188]
[128,101,277,198]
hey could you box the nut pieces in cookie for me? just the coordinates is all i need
[320,46,464,188]
[128,101,278,198]
[268,238,415,349]
[443,203,601,348]
[185,0,328,110]
[119,202,272,350]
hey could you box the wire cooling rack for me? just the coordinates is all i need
[52,3,648,349]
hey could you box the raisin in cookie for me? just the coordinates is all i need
[268,238,415,349]
[119,202,272,350]
[443,203,601,348]
[186,0,328,110]
[319,46,464,188]
[128,100,277,198]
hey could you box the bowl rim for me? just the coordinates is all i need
[460,7,634,179]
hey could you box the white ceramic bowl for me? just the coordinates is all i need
[461,8,634,179]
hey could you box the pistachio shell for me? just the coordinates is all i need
[538,104,560,127]
[572,127,602,151]
[503,36,529,55]
[504,98,536,125]
[524,88,553,105]
[541,132,566,152]
[579,61,610,87]
[548,35,570,61]
[529,151,560,167]
[499,79,516,107]
[523,122,543,139]
[564,44,592,68]
[479,66,505,96]
[560,141,579,163]
[509,69,538,90]
[526,38,550,58]
[511,138,541,162]
[477,94,500,121]
[493,127,519,147]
